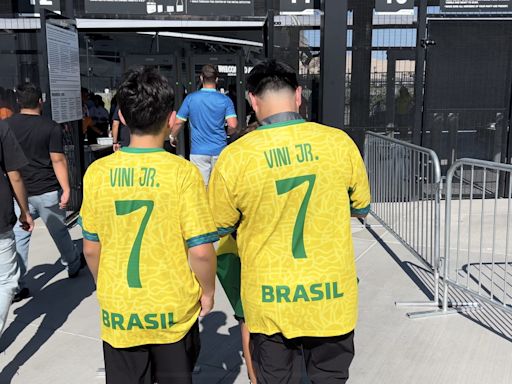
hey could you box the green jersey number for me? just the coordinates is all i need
[115,200,154,288]
[275,174,316,259]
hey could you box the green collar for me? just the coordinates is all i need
[120,147,165,154]
[257,119,306,131]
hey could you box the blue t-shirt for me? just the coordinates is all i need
[177,88,237,156]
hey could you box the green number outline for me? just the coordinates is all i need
[275,174,316,259]
[115,200,154,288]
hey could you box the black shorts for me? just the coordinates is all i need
[250,330,355,384]
[103,322,200,384]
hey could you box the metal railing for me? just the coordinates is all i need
[434,159,512,316]
[364,132,443,316]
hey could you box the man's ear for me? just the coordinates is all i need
[248,93,259,114]
[168,111,177,130]
[295,86,303,110]
[118,109,128,126]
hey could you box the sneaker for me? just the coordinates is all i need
[12,288,30,303]
[68,253,87,279]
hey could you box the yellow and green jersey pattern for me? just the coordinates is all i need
[80,147,218,348]
[209,120,371,339]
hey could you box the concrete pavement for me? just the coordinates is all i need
[0,217,511,383]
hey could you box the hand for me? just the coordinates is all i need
[19,211,34,232]
[83,116,93,134]
[113,143,121,152]
[199,293,214,317]
[169,135,178,148]
[60,189,70,210]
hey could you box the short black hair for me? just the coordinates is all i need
[16,83,42,109]
[117,66,175,136]
[201,64,219,84]
[246,59,298,97]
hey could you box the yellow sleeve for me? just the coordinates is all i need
[208,161,241,236]
[180,165,219,248]
[348,141,371,215]
[79,166,100,242]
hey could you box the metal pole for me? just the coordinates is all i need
[319,0,348,129]
[412,0,428,145]
[265,0,275,59]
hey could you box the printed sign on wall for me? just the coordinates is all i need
[441,0,511,12]
[46,23,82,123]
[17,0,61,14]
[375,0,414,15]
[279,0,318,14]
[84,0,254,16]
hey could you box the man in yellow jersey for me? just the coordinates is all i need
[209,60,371,383]
[79,67,218,384]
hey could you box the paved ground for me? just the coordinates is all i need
[1,217,511,384]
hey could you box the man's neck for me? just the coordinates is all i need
[259,109,300,123]
[202,83,216,89]
[20,108,40,116]
[128,132,166,149]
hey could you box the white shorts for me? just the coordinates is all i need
[190,154,219,186]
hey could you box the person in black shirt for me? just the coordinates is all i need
[112,105,130,151]
[7,83,85,302]
[0,120,33,332]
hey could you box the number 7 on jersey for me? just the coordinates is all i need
[275,174,316,259]
[115,200,154,288]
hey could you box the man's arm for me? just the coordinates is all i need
[171,96,190,144]
[171,119,186,140]
[50,152,71,209]
[7,170,34,231]
[83,239,101,283]
[189,243,217,316]
[111,120,121,151]
[209,162,241,237]
[225,97,239,136]
[226,117,239,136]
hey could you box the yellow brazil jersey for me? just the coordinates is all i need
[209,118,371,339]
[79,147,218,348]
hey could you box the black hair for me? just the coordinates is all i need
[117,66,175,136]
[201,64,219,84]
[16,83,42,109]
[246,59,298,97]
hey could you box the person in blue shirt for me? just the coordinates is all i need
[171,64,238,186]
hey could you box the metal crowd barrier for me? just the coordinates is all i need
[433,159,512,317]
[364,132,443,317]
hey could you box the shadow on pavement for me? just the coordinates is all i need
[366,224,512,343]
[194,311,243,384]
[0,258,95,382]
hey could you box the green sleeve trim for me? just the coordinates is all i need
[78,216,100,242]
[218,226,236,236]
[225,114,237,119]
[186,232,219,248]
[177,115,188,122]
[351,205,371,216]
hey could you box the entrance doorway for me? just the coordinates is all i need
[176,52,249,157]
